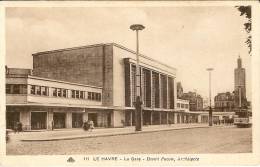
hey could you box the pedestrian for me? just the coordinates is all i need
[83,120,89,131]
[89,120,94,132]
[51,120,54,131]
[17,122,22,133]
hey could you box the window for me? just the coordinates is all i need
[20,85,27,94]
[36,86,41,95]
[97,93,101,101]
[76,90,80,99]
[80,91,84,99]
[13,85,20,94]
[181,104,185,108]
[91,92,95,100]
[41,86,48,96]
[88,92,91,100]
[31,85,36,95]
[71,90,76,98]
[6,84,11,94]
[62,89,67,98]
[53,88,57,97]
[57,88,62,97]
[177,103,180,108]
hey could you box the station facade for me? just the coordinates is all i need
[6,43,202,130]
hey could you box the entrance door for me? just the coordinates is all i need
[53,113,66,129]
[72,113,83,128]
[6,112,20,129]
[88,113,98,127]
[31,112,47,130]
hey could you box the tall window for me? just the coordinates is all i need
[13,85,20,94]
[53,88,57,97]
[31,85,36,95]
[41,86,48,96]
[36,86,41,95]
[72,90,76,98]
[6,84,11,94]
[62,89,67,98]
[75,90,80,99]
[88,92,91,100]
[80,91,84,99]
[57,88,62,97]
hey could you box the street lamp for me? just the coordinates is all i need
[206,68,214,126]
[130,24,145,131]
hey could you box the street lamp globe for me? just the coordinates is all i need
[130,24,145,31]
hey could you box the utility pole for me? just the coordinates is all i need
[130,24,145,131]
[206,68,214,126]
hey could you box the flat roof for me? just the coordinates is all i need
[32,43,176,71]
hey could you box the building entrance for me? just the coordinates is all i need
[88,113,97,127]
[72,113,83,128]
[31,112,47,130]
[6,112,20,129]
[53,113,66,128]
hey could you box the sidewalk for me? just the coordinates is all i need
[10,123,209,142]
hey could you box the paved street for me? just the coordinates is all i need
[6,126,251,155]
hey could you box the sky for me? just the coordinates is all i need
[5,7,251,103]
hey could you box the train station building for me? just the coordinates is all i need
[6,43,203,130]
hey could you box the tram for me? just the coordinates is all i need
[234,109,252,128]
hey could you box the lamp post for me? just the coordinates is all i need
[130,24,145,131]
[206,68,214,126]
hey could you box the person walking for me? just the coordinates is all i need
[89,120,94,132]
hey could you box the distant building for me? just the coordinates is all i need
[182,91,203,111]
[214,92,235,112]
[177,82,183,99]
[203,97,209,109]
[234,56,247,108]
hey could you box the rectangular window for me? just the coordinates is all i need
[57,88,62,97]
[6,84,11,94]
[13,85,20,94]
[177,103,180,108]
[53,88,57,97]
[88,92,91,100]
[41,86,47,96]
[62,89,67,98]
[97,93,101,101]
[20,85,27,94]
[76,90,80,99]
[80,91,84,99]
[72,90,75,98]
[91,92,95,100]
[181,104,185,108]
[36,86,41,95]
[31,85,36,95]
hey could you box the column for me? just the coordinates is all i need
[159,112,162,125]
[173,78,176,109]
[66,112,72,128]
[198,115,202,123]
[150,70,153,108]
[150,111,153,125]
[166,112,169,124]
[159,74,162,108]
[130,111,133,126]
[174,113,178,124]
[83,110,88,122]
[27,85,31,95]
[166,76,169,109]
[129,64,133,107]
[47,109,53,130]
